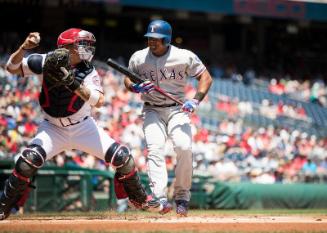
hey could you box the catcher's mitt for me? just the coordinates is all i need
[43,48,74,87]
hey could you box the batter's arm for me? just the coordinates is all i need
[124,76,135,92]
[193,69,213,102]
[6,32,40,76]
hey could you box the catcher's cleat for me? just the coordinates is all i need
[129,195,161,212]
[0,202,10,221]
[145,196,161,212]
[0,212,10,221]
[175,200,189,217]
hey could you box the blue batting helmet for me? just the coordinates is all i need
[144,20,172,45]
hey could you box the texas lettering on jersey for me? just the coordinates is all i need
[139,68,185,81]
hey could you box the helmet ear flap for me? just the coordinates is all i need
[163,37,171,46]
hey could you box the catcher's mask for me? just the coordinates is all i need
[57,28,96,62]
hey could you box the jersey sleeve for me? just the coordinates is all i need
[186,50,206,78]
[82,69,103,93]
[128,53,138,73]
[22,53,46,77]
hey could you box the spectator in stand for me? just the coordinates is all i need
[302,159,317,182]
[268,79,285,95]
[317,157,327,181]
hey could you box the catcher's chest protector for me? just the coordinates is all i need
[39,62,94,117]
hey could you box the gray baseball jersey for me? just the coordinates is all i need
[128,45,206,105]
[128,45,206,202]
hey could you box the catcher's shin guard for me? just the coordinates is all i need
[115,169,147,207]
[105,143,160,211]
[116,170,160,211]
[0,145,45,220]
[0,171,30,220]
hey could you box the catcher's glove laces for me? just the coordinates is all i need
[60,67,74,86]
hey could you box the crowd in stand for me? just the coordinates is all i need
[0,62,327,184]
[210,64,327,108]
[268,78,327,108]
[214,94,309,122]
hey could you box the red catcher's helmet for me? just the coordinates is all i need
[57,28,96,61]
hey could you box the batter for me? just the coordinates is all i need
[124,19,213,216]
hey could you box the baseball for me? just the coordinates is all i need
[32,34,40,44]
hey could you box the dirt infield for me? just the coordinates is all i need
[1,213,327,232]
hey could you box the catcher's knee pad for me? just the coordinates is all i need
[105,142,134,174]
[16,144,46,178]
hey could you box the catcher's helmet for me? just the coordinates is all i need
[57,28,96,62]
[144,20,172,45]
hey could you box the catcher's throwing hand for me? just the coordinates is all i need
[181,99,199,113]
[131,80,154,93]
[43,48,80,91]
[21,32,40,50]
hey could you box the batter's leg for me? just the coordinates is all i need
[168,111,193,202]
[143,110,168,200]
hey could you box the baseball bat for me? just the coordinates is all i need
[107,58,184,105]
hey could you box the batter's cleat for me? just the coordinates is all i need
[158,199,173,215]
[175,200,189,217]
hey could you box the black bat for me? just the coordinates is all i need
[107,58,184,105]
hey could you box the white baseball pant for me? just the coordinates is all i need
[28,117,115,161]
[143,105,193,202]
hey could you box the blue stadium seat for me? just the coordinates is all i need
[190,78,327,137]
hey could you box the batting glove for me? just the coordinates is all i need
[182,99,199,113]
[131,80,154,93]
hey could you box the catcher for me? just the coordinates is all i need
[0,28,161,220]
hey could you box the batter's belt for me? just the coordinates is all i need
[144,102,179,108]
